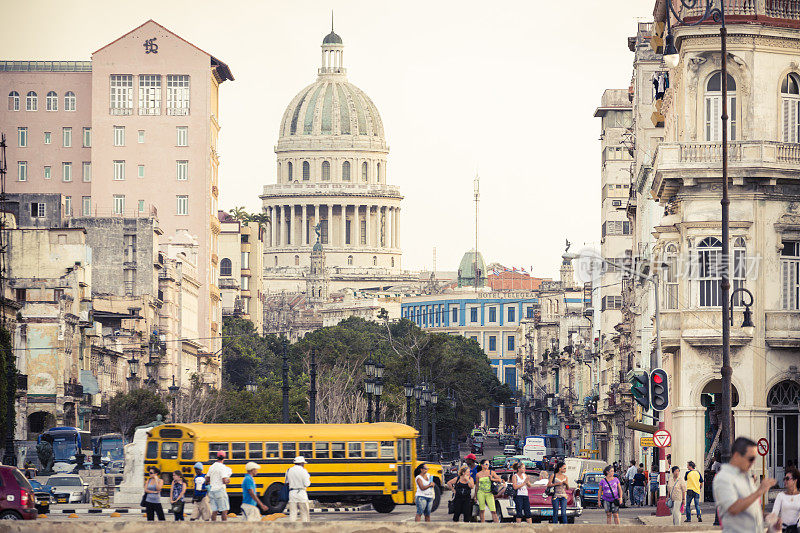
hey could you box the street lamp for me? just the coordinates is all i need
[127,355,140,388]
[423,384,432,459]
[374,379,384,422]
[365,377,374,423]
[449,390,457,460]
[309,349,317,424]
[168,375,180,423]
[364,358,376,379]
[730,288,754,328]
[419,391,428,459]
[281,340,289,423]
[245,379,257,393]
[413,384,423,453]
[403,382,414,426]
[430,389,439,460]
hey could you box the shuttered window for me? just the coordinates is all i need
[782,74,800,143]
[782,241,800,310]
[704,72,737,141]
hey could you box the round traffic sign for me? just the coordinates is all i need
[653,429,672,448]
[757,438,769,456]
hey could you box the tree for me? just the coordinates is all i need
[109,389,168,440]
[169,374,223,423]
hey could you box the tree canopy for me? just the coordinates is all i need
[108,388,168,440]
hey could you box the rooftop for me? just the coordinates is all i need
[0,60,92,72]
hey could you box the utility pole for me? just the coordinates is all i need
[473,174,480,289]
[0,134,14,467]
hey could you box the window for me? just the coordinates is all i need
[315,442,330,459]
[82,127,91,147]
[166,75,190,115]
[504,367,517,391]
[470,307,478,323]
[46,91,57,111]
[488,307,496,322]
[377,162,381,182]
[8,91,19,111]
[602,220,631,237]
[208,443,228,460]
[508,307,515,322]
[82,162,91,182]
[293,255,299,267]
[174,126,189,147]
[43,166,51,180]
[696,237,722,307]
[362,161,368,181]
[287,161,293,181]
[322,160,330,180]
[302,161,310,180]
[231,442,246,460]
[347,255,353,266]
[380,441,394,459]
[488,336,496,351]
[114,126,125,146]
[138,130,145,143]
[348,442,362,458]
[44,132,51,144]
[64,91,75,111]
[64,196,72,216]
[732,237,747,305]
[342,161,351,181]
[138,74,161,115]
[664,243,679,309]
[364,442,378,458]
[146,441,158,459]
[508,335,515,351]
[113,195,125,215]
[242,251,250,269]
[17,161,27,182]
[176,160,188,181]
[138,200,145,213]
[181,442,194,460]
[82,196,91,216]
[782,241,800,310]
[62,127,71,147]
[782,73,800,143]
[26,91,37,111]
[281,442,296,458]
[264,443,279,459]
[113,160,125,181]
[17,127,27,147]
[138,165,145,178]
[612,200,622,207]
[110,75,133,114]
[360,219,366,245]
[602,295,622,310]
[62,162,72,182]
[30,202,45,218]
[526,306,534,319]
[705,72,737,141]
[299,442,312,458]
[452,307,458,322]
[331,442,346,459]
[176,195,189,215]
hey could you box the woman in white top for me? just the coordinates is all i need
[414,463,436,522]
[769,468,800,532]
[512,462,533,523]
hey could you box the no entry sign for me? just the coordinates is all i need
[653,429,671,448]
[757,438,769,456]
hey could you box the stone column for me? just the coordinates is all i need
[274,205,281,247]
[301,204,307,246]
[395,207,400,249]
[365,204,372,247]
[340,204,347,247]
[287,204,294,246]
[389,207,394,249]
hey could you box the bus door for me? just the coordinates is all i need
[396,439,413,503]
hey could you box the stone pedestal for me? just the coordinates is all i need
[113,428,148,506]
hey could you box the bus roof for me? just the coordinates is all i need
[149,422,419,441]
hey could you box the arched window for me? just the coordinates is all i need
[64,91,76,111]
[391,257,395,267]
[767,380,800,409]
[377,162,381,183]
[347,255,353,266]
[302,161,310,181]
[696,237,722,307]
[782,73,800,143]
[287,161,293,181]
[274,256,278,266]
[321,161,330,181]
[705,72,736,141]
[220,258,232,277]
[26,91,37,111]
[342,161,351,181]
[362,161,368,182]
[732,237,747,305]
[373,256,377,266]
[7,91,19,111]
[294,255,300,266]
[46,91,58,111]
[664,243,679,309]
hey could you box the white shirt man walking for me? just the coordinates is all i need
[286,455,311,522]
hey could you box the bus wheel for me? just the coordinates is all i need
[262,483,287,514]
[372,496,395,513]
[430,483,442,513]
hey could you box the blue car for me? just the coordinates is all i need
[575,472,603,507]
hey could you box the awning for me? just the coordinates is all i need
[80,370,100,395]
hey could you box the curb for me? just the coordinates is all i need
[47,504,373,515]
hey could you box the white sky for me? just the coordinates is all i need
[3,0,654,278]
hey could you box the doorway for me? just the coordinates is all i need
[768,380,800,487]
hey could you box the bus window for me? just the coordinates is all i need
[249,442,263,460]
[231,442,246,460]
[315,442,330,459]
[299,442,312,460]
[181,442,194,460]
[348,442,362,459]
[331,442,345,459]
[265,443,280,458]
[365,442,378,458]
[282,442,296,458]
[161,442,178,460]
[209,443,228,460]
[380,441,395,459]
[146,441,158,459]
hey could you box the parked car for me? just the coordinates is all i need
[503,445,517,456]
[574,471,604,508]
[27,480,51,515]
[487,428,500,437]
[503,455,537,471]
[496,476,582,523]
[0,466,37,520]
[491,455,507,468]
[45,474,88,504]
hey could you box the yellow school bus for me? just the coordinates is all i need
[144,422,443,514]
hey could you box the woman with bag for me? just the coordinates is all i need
[446,465,474,522]
[598,464,622,525]
[475,459,503,523]
[768,467,800,532]
[547,462,569,524]
[414,463,435,522]
[143,466,165,521]
[666,466,686,526]
[170,471,187,521]
[512,462,533,523]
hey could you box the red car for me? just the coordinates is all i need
[496,476,582,523]
[0,466,38,520]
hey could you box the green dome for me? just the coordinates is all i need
[457,250,486,288]
[323,31,342,45]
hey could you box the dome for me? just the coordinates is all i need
[457,250,487,288]
[323,31,342,45]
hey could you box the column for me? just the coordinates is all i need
[312,204,319,242]
[288,204,294,246]
[268,206,275,247]
[365,204,372,247]
[340,204,347,247]
[395,207,400,249]
[301,204,307,246]
[274,205,281,247]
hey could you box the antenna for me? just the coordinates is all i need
[331,10,334,32]
[473,173,480,289]
[432,246,437,274]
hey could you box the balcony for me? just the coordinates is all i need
[64,382,83,398]
[657,308,753,347]
[766,310,800,347]
[677,1,800,21]
[218,278,239,290]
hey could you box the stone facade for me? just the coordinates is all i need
[218,212,265,333]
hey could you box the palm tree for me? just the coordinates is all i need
[229,206,249,221]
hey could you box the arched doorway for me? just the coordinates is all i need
[27,411,56,438]
[768,380,800,486]
[700,380,739,463]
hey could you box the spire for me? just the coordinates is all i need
[331,10,334,32]
[321,18,344,76]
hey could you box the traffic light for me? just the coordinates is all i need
[630,370,649,410]
[650,368,669,411]
[564,424,581,431]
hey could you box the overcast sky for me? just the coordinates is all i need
[3,0,654,278]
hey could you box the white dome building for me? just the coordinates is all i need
[261,28,409,293]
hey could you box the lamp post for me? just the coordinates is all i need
[168,375,180,423]
[422,383,431,460]
[127,354,140,390]
[245,379,257,393]
[419,386,428,459]
[403,382,414,426]
[309,349,317,424]
[413,384,423,454]
[281,339,289,424]
[430,389,439,461]
[374,359,385,422]
[449,391,457,460]
[364,357,375,423]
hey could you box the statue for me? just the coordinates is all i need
[36,441,54,475]
[313,223,321,243]
[134,413,165,432]
[565,239,571,254]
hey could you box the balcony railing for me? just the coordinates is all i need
[64,382,83,397]
[678,0,800,20]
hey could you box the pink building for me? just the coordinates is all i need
[0,20,233,354]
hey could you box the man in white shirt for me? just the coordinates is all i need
[206,451,233,521]
[286,455,311,522]
[625,460,638,505]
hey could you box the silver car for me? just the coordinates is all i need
[46,474,88,504]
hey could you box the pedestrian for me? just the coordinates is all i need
[414,463,436,522]
[446,464,474,523]
[207,451,232,521]
[464,453,479,481]
[143,466,165,521]
[598,464,622,525]
[768,467,800,532]
[667,466,686,526]
[241,462,268,521]
[547,461,569,524]
[713,437,776,532]
[633,467,647,506]
[625,460,637,506]
[190,462,210,521]
[170,471,186,521]
[512,461,533,523]
[475,459,502,523]
[286,455,311,523]
[649,464,660,506]
[684,460,704,522]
